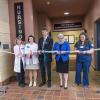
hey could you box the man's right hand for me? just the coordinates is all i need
[38,50,42,54]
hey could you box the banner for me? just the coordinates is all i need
[14,2,25,41]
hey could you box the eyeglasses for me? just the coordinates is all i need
[59,37,63,39]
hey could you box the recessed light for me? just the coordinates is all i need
[64,12,70,15]
[46,1,51,5]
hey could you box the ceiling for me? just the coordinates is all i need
[32,0,93,19]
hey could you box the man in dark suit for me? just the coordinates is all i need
[38,28,53,88]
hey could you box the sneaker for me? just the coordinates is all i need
[64,87,68,90]
[33,81,36,87]
[72,83,80,87]
[29,82,33,87]
[64,83,68,89]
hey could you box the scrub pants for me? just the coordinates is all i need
[75,60,91,86]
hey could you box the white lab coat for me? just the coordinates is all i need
[25,43,39,65]
[14,44,25,73]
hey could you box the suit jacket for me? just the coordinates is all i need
[38,36,53,62]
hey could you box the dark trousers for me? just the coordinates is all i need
[16,59,25,85]
[75,61,91,86]
[40,61,51,83]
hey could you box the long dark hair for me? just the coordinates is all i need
[28,35,35,43]
[78,32,90,45]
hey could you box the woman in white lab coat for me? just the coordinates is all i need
[25,35,39,87]
[14,37,25,87]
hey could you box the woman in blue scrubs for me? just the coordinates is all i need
[74,32,94,88]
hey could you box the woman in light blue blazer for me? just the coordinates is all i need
[53,34,70,89]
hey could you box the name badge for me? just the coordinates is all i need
[27,46,30,48]
[91,44,94,47]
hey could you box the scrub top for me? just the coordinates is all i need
[75,41,94,62]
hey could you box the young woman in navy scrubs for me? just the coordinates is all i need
[74,32,94,88]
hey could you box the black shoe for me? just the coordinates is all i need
[60,85,63,88]
[19,84,25,88]
[47,82,51,88]
[39,82,46,87]
[24,83,27,86]
[64,87,68,89]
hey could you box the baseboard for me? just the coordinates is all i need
[0,76,16,86]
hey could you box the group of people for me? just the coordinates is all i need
[14,28,94,89]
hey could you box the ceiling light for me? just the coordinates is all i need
[64,12,70,15]
[46,1,51,5]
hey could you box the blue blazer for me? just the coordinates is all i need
[53,41,70,62]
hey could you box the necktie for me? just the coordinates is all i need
[43,38,46,50]
[43,38,47,63]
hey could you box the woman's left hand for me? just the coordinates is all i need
[56,51,61,54]
[57,51,65,54]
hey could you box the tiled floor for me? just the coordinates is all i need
[0,71,100,100]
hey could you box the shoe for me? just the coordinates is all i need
[64,87,68,89]
[39,82,46,87]
[33,81,36,87]
[47,82,51,88]
[64,83,68,89]
[19,84,25,88]
[72,83,80,87]
[60,85,63,87]
[29,81,33,87]
[24,83,27,86]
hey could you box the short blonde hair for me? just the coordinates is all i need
[15,37,22,45]
[58,33,64,39]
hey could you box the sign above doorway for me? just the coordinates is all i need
[54,22,82,30]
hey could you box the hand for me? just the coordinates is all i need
[61,51,67,54]
[75,50,86,54]
[78,51,87,54]
[30,50,33,55]
[86,50,92,54]
[57,51,61,55]
[38,50,42,54]
[75,50,80,53]
[81,51,87,54]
